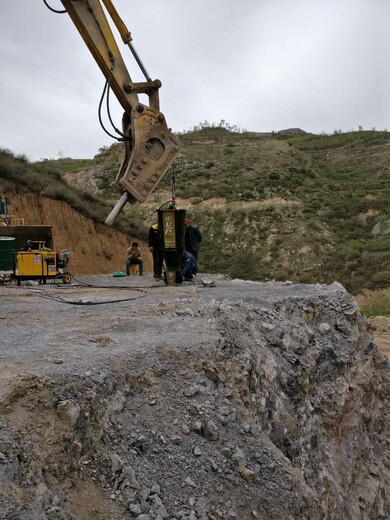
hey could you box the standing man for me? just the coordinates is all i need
[184,218,202,261]
[148,221,164,279]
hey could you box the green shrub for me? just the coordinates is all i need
[269,172,280,182]
[365,238,390,252]
[326,169,360,181]
[371,271,390,284]
[361,296,390,317]
[347,239,363,251]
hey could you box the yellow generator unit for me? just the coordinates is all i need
[16,241,71,285]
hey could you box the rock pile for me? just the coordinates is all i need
[0,280,389,519]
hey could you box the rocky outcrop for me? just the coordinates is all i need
[0,278,388,519]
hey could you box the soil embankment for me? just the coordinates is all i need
[2,191,152,274]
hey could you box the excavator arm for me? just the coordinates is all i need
[59,0,180,224]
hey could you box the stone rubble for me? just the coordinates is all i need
[0,280,389,519]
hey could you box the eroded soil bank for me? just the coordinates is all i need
[0,276,389,519]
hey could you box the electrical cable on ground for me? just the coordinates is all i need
[28,284,148,306]
[31,290,147,306]
[3,280,204,305]
[3,277,151,305]
[68,276,168,291]
[3,276,179,292]
[12,273,196,305]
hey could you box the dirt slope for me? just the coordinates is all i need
[4,192,153,275]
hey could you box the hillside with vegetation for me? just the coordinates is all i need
[186,129,390,292]
[0,148,153,275]
[64,127,390,294]
[1,128,390,296]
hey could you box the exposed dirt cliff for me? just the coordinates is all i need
[3,191,153,275]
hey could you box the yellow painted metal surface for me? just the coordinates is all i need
[16,251,57,277]
[60,0,180,221]
[162,211,176,248]
[130,263,139,276]
[165,271,176,286]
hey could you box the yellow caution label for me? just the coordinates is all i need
[162,212,176,248]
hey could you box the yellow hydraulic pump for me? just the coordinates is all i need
[16,241,71,285]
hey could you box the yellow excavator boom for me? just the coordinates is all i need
[59,0,181,224]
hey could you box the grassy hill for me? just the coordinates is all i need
[1,128,389,294]
[0,148,147,239]
[163,128,389,293]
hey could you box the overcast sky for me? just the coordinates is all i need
[1,0,389,161]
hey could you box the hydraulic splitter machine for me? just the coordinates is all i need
[157,203,186,285]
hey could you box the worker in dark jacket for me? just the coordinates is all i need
[148,222,164,279]
[181,251,198,280]
[184,218,202,261]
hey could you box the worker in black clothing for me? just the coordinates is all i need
[148,222,164,279]
[184,218,202,261]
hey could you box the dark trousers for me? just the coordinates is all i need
[152,250,164,277]
[126,257,143,275]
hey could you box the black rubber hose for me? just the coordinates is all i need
[43,0,66,14]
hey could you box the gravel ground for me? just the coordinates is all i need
[0,274,336,381]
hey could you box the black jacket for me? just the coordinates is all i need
[148,224,162,249]
[185,224,202,254]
